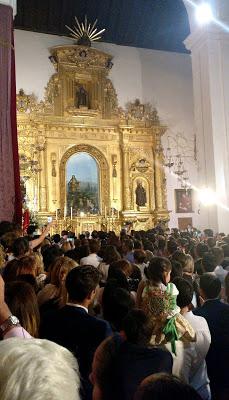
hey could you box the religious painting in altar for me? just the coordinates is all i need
[175,189,193,213]
[66,152,100,215]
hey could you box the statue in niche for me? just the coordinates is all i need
[76,85,89,108]
[67,175,80,210]
[135,180,147,207]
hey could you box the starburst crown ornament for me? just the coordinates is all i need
[65,16,105,47]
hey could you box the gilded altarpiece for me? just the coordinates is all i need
[17,44,169,232]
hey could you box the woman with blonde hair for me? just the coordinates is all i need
[37,256,77,312]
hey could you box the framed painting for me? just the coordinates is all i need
[175,189,193,213]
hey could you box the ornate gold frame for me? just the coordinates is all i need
[59,144,110,215]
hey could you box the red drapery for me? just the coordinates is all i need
[0,4,22,224]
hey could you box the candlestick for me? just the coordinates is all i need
[70,207,73,220]
[64,205,67,220]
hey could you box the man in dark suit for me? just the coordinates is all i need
[193,273,229,400]
[41,265,112,398]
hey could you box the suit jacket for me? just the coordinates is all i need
[109,338,173,400]
[193,299,229,398]
[41,305,112,380]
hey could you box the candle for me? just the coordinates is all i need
[64,205,67,220]
[70,207,73,220]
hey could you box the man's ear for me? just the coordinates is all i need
[87,289,96,301]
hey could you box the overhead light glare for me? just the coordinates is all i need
[199,188,217,206]
[196,3,213,25]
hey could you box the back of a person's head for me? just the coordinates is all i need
[196,242,208,258]
[207,237,216,249]
[109,259,132,277]
[146,257,171,285]
[134,249,146,264]
[0,221,14,238]
[170,260,183,281]
[102,286,134,331]
[202,252,217,272]
[211,246,224,266]
[42,245,63,271]
[2,259,23,283]
[222,244,229,258]
[5,281,40,337]
[122,309,153,346]
[167,240,178,255]
[103,245,121,265]
[18,255,38,276]
[1,232,19,252]
[52,233,61,244]
[173,277,193,309]
[50,256,77,287]
[66,265,100,302]
[199,273,221,299]
[27,225,36,236]
[123,238,134,252]
[0,338,80,400]
[12,237,29,257]
[204,229,214,238]
[135,373,202,400]
[172,251,186,269]
[134,240,143,250]
[183,254,194,274]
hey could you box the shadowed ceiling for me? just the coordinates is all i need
[14,0,190,53]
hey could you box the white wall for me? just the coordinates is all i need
[15,29,200,229]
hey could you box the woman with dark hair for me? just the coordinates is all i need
[98,245,121,283]
[5,281,40,337]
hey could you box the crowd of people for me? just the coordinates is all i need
[0,221,228,400]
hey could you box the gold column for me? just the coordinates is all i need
[39,146,47,212]
[122,144,130,210]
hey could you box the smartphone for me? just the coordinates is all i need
[67,238,74,243]
[47,216,53,223]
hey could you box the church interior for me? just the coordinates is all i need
[0,0,225,234]
[0,2,229,400]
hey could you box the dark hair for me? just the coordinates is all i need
[42,246,63,271]
[167,240,178,255]
[103,245,121,265]
[122,309,154,346]
[202,252,217,272]
[66,265,100,302]
[135,373,202,400]
[27,225,37,235]
[170,260,183,281]
[225,273,229,303]
[52,234,61,244]
[145,257,171,285]
[134,249,146,264]
[1,232,19,252]
[5,281,40,337]
[102,286,134,331]
[12,237,29,257]
[222,244,229,258]
[2,259,23,283]
[173,277,193,308]
[123,239,134,252]
[172,251,186,269]
[199,273,221,299]
[207,237,216,249]
[134,240,143,250]
[204,229,214,238]
[89,239,100,254]
[108,259,132,278]
[196,242,208,258]
[211,247,224,266]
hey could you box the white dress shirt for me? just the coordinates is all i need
[165,311,211,399]
[80,253,102,268]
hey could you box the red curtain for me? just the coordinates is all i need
[0,4,21,224]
